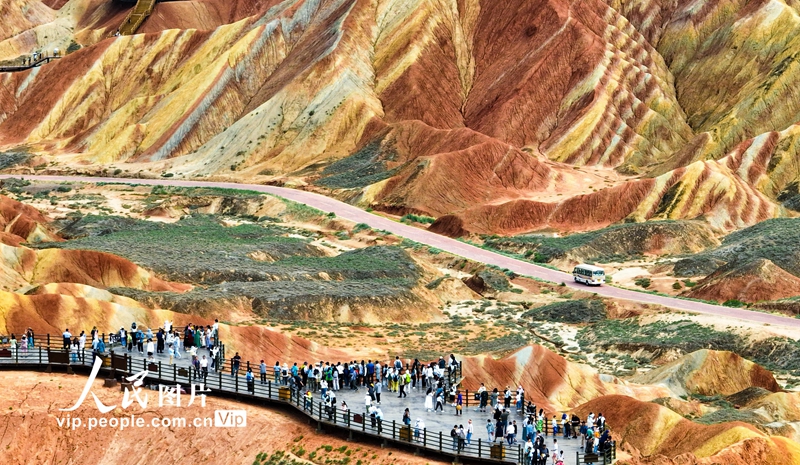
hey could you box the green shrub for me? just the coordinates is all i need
[634,277,651,288]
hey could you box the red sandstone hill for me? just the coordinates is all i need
[684,259,800,304]
[3,0,800,234]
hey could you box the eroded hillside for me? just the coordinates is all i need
[1,0,800,235]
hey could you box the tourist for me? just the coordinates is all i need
[332,364,339,391]
[374,379,382,404]
[20,333,27,355]
[26,328,34,349]
[403,408,411,426]
[435,390,445,414]
[246,367,255,393]
[580,421,588,448]
[571,414,581,438]
[425,388,434,412]
[455,390,463,415]
[414,418,424,441]
[490,388,499,409]
[136,328,144,353]
[231,352,241,377]
[320,378,328,398]
[168,343,174,365]
[450,425,458,450]
[62,328,71,350]
[146,338,155,362]
[258,360,266,384]
[486,419,495,441]
[195,355,205,382]
[281,363,289,385]
[398,368,408,398]
[173,334,182,359]
[507,420,517,445]
[457,424,466,452]
[70,338,78,363]
[477,383,487,412]
[466,419,474,445]
[374,406,384,433]
[524,437,534,465]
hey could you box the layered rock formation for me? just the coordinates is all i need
[630,349,780,398]
[2,0,800,234]
[573,395,800,465]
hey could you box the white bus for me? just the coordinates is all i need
[573,264,605,286]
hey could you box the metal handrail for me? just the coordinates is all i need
[0,348,520,464]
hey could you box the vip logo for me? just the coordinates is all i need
[214,410,247,427]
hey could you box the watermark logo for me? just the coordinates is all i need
[60,357,209,413]
[55,357,236,430]
[214,410,247,427]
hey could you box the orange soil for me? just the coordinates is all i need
[0,371,440,464]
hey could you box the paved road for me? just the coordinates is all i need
[4,174,800,330]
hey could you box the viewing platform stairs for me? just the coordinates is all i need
[118,0,158,35]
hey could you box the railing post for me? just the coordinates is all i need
[268,380,272,398]
[173,364,177,383]
[423,428,427,447]
[466,389,469,408]
[235,374,238,393]
[439,431,443,452]
[158,361,162,379]
[478,438,481,458]
[47,334,50,348]
[347,411,351,428]
[362,412,366,432]
[38,346,42,364]
[392,420,396,439]
[218,371,222,391]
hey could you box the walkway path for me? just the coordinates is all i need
[0,333,596,464]
[3,174,799,329]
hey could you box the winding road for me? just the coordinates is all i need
[5,174,800,330]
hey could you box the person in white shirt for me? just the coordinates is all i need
[78,332,86,361]
[414,418,425,441]
[146,338,155,361]
[199,355,209,382]
[466,419,474,445]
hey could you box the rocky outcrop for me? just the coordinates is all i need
[630,349,780,398]
[572,395,800,465]
[685,259,800,303]
[461,344,671,412]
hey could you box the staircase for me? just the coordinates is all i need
[118,0,158,35]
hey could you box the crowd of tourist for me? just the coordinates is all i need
[4,325,615,463]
